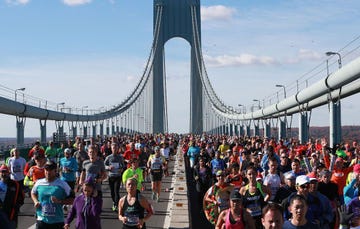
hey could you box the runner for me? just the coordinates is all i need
[64,177,102,229]
[147,146,167,202]
[215,189,255,229]
[0,164,24,229]
[203,170,234,225]
[79,145,107,198]
[31,161,74,229]
[104,142,125,212]
[118,178,153,229]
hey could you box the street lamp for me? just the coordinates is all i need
[326,51,342,69]
[253,99,261,109]
[238,104,243,113]
[57,102,65,111]
[82,106,88,115]
[15,87,25,102]
[276,84,287,98]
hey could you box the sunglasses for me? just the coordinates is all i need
[299,183,309,189]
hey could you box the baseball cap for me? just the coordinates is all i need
[256,173,263,181]
[216,170,224,177]
[64,148,72,154]
[44,161,57,170]
[336,157,344,163]
[284,171,296,180]
[296,175,310,186]
[230,189,242,201]
[307,172,317,181]
[0,164,9,172]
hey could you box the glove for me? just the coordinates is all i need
[337,205,353,225]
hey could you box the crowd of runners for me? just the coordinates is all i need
[182,135,359,229]
[0,133,359,229]
[0,134,179,229]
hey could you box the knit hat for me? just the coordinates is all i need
[0,164,9,172]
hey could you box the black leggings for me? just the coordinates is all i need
[109,176,122,205]
[36,221,64,229]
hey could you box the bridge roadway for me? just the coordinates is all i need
[17,149,191,229]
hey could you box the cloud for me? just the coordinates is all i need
[126,75,136,82]
[286,49,323,64]
[5,0,30,5]
[62,0,92,6]
[204,54,276,67]
[201,5,237,21]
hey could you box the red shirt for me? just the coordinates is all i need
[123,149,141,167]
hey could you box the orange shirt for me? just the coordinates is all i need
[27,165,45,183]
[331,164,354,195]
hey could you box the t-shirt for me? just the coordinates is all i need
[59,157,78,182]
[263,173,281,201]
[122,168,144,191]
[148,154,166,171]
[8,157,26,181]
[32,178,71,224]
[161,147,170,160]
[0,181,7,202]
[104,154,125,177]
[82,159,105,191]
[282,220,321,229]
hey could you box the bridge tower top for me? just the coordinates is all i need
[154,0,201,44]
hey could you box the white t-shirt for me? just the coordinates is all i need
[263,173,281,201]
[161,148,170,160]
[8,157,27,181]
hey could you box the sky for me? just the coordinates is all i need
[1,0,360,138]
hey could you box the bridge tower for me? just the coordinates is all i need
[152,0,203,134]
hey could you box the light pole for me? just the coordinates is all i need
[276,84,286,98]
[238,104,243,113]
[15,87,25,102]
[57,102,65,111]
[253,99,261,109]
[326,51,342,69]
[82,106,88,115]
[99,106,105,113]
[326,51,342,146]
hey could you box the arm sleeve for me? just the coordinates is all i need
[65,199,77,225]
[344,178,357,205]
[91,196,103,216]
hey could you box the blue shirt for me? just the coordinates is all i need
[0,181,7,202]
[210,158,226,175]
[59,157,78,182]
[283,220,321,229]
[32,178,71,224]
[187,146,200,159]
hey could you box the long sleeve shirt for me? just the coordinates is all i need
[65,194,102,229]
[344,178,359,206]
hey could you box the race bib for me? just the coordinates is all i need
[41,202,56,217]
[13,164,22,173]
[62,167,69,173]
[125,214,139,226]
[111,163,119,169]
